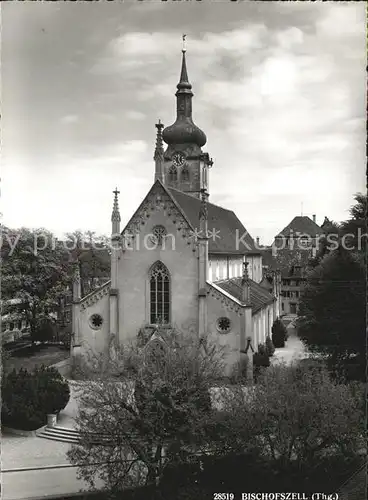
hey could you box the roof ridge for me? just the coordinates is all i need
[168,187,235,213]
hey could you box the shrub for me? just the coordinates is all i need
[1,365,70,430]
[36,319,56,342]
[271,318,287,348]
[265,336,275,357]
[253,346,270,381]
[253,351,270,369]
[34,365,70,414]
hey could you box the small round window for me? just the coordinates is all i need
[90,314,103,330]
[216,317,231,334]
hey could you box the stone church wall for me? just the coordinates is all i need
[78,292,110,357]
[206,294,243,376]
[118,211,199,344]
[252,303,274,351]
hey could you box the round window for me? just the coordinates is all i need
[90,314,103,330]
[216,317,231,334]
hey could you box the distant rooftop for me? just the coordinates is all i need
[276,215,323,238]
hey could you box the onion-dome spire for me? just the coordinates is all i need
[162,35,207,148]
[177,36,191,93]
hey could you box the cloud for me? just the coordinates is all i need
[2,1,366,244]
[61,114,79,124]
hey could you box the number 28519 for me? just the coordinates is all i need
[214,494,234,500]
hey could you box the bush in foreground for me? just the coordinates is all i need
[2,365,70,430]
[67,329,226,493]
[223,362,365,469]
[265,335,275,357]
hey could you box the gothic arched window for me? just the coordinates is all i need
[168,166,178,183]
[181,167,189,182]
[149,261,170,325]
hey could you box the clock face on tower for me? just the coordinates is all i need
[172,152,186,167]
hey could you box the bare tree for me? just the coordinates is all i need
[221,362,365,468]
[67,328,227,494]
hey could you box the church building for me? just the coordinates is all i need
[71,45,280,376]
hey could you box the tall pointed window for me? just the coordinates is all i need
[150,262,170,325]
[168,166,178,183]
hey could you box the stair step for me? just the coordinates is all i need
[42,431,79,440]
[38,433,80,443]
[46,426,79,435]
[37,425,115,445]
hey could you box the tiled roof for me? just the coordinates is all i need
[214,277,275,314]
[169,188,258,255]
[276,216,322,238]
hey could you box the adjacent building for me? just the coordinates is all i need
[261,215,324,318]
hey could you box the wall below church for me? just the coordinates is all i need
[76,292,110,358]
[206,294,243,376]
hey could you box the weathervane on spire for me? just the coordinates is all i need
[182,34,187,53]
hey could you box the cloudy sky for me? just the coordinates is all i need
[2,1,366,245]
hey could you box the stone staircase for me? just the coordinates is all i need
[37,425,114,445]
[37,425,80,444]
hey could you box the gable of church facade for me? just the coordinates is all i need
[118,186,200,344]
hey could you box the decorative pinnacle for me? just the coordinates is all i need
[199,188,208,222]
[154,120,164,161]
[242,261,249,281]
[111,187,121,222]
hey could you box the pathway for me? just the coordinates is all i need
[271,326,307,366]
[1,383,83,499]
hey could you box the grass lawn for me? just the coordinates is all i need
[5,344,70,372]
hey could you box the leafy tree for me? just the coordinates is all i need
[309,219,341,268]
[64,230,110,296]
[223,363,364,470]
[297,246,365,380]
[340,193,367,265]
[1,227,71,342]
[310,194,366,269]
[2,365,70,430]
[67,329,225,494]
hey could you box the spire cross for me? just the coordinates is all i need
[182,34,187,53]
[113,187,120,197]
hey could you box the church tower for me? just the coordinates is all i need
[161,37,213,198]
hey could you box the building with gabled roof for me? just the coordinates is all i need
[71,45,279,377]
[260,214,325,317]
